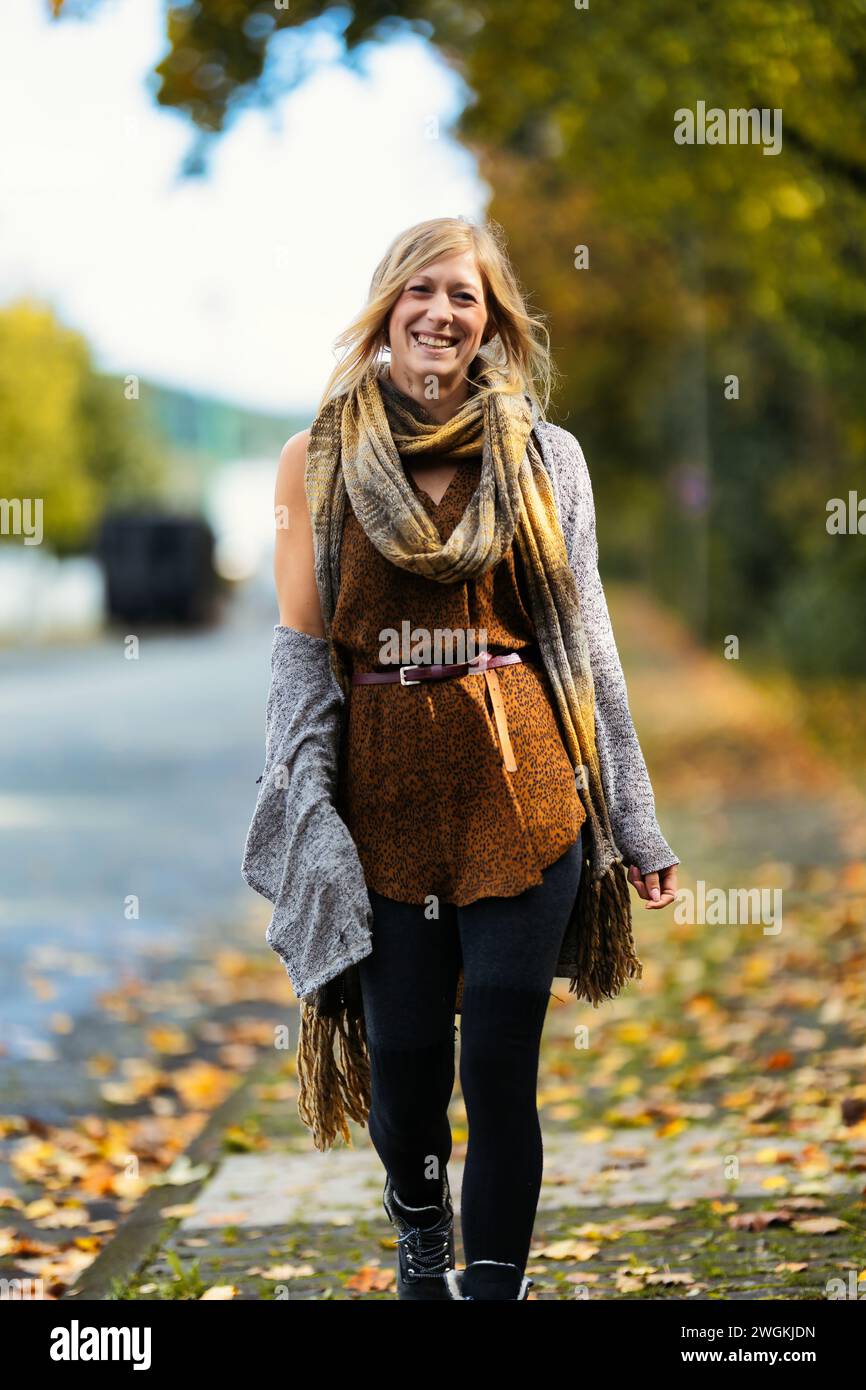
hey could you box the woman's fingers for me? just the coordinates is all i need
[644,871,661,902]
[643,865,679,910]
[628,863,650,901]
[628,863,679,909]
[643,888,677,909]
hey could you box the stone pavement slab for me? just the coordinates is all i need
[177,1125,857,1232]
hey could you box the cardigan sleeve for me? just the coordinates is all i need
[543,423,680,877]
[241,624,373,998]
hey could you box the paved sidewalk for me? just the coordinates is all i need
[62,1033,866,1302]
[42,586,866,1300]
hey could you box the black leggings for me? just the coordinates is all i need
[357,834,583,1273]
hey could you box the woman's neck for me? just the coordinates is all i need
[384,361,476,423]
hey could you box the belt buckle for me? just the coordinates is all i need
[399,665,421,686]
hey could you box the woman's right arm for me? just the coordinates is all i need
[540,422,680,893]
[273,429,326,637]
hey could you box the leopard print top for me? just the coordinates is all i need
[331,450,586,907]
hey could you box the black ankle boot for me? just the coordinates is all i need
[445,1260,533,1301]
[383,1172,455,1300]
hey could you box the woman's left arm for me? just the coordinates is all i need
[542,424,679,910]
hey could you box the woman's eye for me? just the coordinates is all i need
[407,286,475,301]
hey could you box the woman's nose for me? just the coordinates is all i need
[427,293,453,323]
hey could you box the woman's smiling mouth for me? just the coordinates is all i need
[411,330,459,350]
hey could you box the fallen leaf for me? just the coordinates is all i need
[792,1217,849,1235]
[171,1062,234,1110]
[147,1025,193,1056]
[149,1155,212,1187]
[345,1265,395,1293]
[534,1239,600,1261]
[729,1208,796,1231]
[248,1263,316,1280]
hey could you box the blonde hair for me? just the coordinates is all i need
[313,216,559,421]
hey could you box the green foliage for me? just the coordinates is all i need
[0,300,167,554]
[447,2,866,673]
[49,0,866,673]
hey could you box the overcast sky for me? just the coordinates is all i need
[0,0,486,416]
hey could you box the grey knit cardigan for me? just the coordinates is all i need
[241,421,679,1001]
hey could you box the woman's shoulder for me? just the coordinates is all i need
[532,420,594,537]
[275,429,312,504]
[533,420,589,479]
[279,427,311,465]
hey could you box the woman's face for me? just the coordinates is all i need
[386,250,489,390]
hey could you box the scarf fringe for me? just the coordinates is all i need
[567,854,643,1007]
[296,997,371,1152]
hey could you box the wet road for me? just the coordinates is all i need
[0,584,280,1087]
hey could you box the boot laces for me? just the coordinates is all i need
[397,1207,452,1276]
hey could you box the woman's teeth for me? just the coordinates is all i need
[413,332,457,348]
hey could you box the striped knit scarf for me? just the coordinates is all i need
[297,360,639,1149]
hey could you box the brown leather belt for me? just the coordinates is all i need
[352,644,540,774]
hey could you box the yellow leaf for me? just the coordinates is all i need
[252,1263,316,1280]
[171,1061,234,1110]
[614,1075,642,1097]
[722,1088,755,1110]
[535,1239,600,1261]
[33,1205,89,1229]
[23,1198,57,1220]
[615,1274,646,1292]
[85,1054,117,1077]
[111,1172,149,1200]
[0,1228,21,1256]
[792,1217,848,1235]
[537,1085,579,1104]
[147,1025,193,1056]
[73,1236,103,1253]
[616,1022,650,1045]
[581,1126,611,1144]
[215,951,252,978]
[657,1117,688,1138]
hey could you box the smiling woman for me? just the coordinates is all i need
[243,214,679,1304]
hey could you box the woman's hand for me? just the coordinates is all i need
[627,862,678,909]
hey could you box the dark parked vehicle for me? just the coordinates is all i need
[95,510,220,625]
